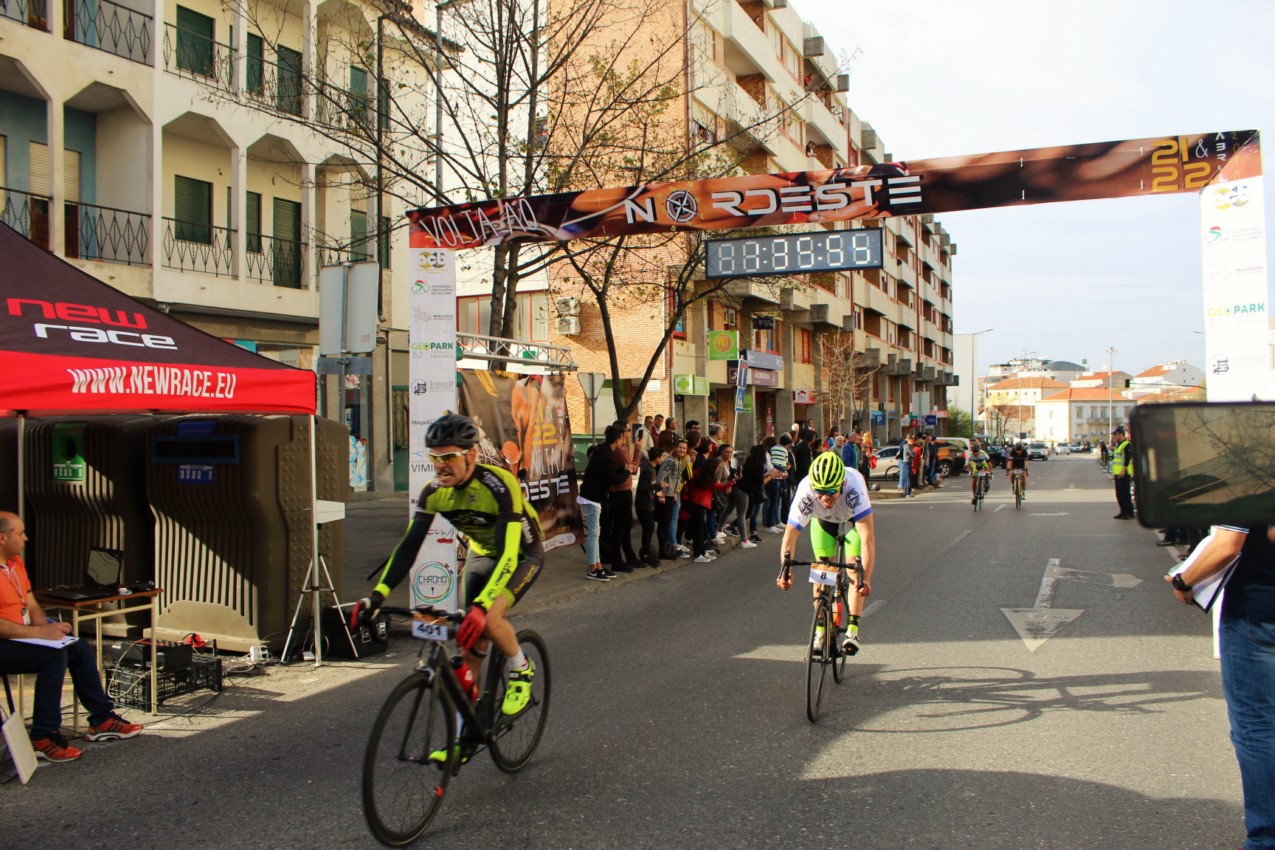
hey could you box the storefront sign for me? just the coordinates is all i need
[793,389,817,405]
[708,330,739,361]
[674,374,710,396]
[753,316,775,330]
[742,350,783,372]
[729,363,779,387]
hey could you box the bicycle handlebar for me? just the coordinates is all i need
[782,555,865,588]
[379,605,465,624]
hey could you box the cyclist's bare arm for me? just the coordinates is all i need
[777,523,800,590]
[855,514,875,597]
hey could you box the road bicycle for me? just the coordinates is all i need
[1010,468,1025,509]
[973,470,990,511]
[361,606,551,847]
[780,549,866,722]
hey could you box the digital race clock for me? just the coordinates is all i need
[705,229,884,279]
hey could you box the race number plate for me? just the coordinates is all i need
[809,565,839,587]
[412,620,448,642]
[979,471,990,477]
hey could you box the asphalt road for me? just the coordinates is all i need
[2,455,1246,849]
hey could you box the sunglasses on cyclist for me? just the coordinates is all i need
[428,450,469,464]
[814,487,840,497]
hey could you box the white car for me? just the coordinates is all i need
[1054,443,1072,455]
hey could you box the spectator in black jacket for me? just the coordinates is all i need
[578,426,628,582]
[635,446,663,567]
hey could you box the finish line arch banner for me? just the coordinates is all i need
[406,130,1261,249]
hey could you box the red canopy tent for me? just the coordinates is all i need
[0,221,315,416]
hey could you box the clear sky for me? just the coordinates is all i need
[793,0,1274,378]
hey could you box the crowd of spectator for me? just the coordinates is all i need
[577,416,878,579]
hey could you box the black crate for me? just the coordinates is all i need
[106,653,223,709]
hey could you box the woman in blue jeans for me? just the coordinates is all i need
[578,426,628,581]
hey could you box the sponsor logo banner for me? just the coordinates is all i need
[408,131,1261,249]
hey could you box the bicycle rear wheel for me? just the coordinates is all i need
[362,671,457,847]
[805,598,831,722]
[1014,478,1022,509]
[487,629,552,773]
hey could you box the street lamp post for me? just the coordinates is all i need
[964,329,993,438]
[1106,346,1117,436]
[433,0,473,197]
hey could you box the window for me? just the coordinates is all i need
[175,7,215,76]
[245,191,261,253]
[457,296,491,335]
[670,288,686,339]
[174,175,213,244]
[349,66,369,127]
[272,198,301,288]
[350,209,370,261]
[798,328,812,364]
[247,34,264,94]
[276,46,302,116]
[754,320,781,354]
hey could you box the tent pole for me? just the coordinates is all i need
[310,414,323,667]
[16,413,25,519]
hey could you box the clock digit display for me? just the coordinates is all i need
[706,228,883,279]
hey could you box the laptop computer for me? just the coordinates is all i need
[42,548,125,602]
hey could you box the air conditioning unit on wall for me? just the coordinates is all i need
[557,316,581,336]
[555,296,580,316]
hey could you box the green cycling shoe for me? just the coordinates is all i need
[501,661,535,716]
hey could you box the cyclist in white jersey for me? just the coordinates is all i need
[778,451,876,655]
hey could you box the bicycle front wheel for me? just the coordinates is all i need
[487,629,552,773]
[1015,479,1022,509]
[362,672,457,847]
[831,588,849,684]
[805,598,831,722]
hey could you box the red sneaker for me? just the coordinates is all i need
[86,712,143,741]
[32,731,83,762]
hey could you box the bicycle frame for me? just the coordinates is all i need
[392,608,506,760]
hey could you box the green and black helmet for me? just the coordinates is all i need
[809,451,846,492]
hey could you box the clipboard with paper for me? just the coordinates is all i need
[1169,530,1239,612]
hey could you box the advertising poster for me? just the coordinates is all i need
[458,370,581,551]
[407,247,459,612]
[1199,174,1269,401]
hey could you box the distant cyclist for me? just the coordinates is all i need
[968,441,993,504]
[351,414,543,716]
[1005,442,1030,501]
[777,452,876,656]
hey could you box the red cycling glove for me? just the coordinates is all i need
[456,605,487,650]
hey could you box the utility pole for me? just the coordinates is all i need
[1106,346,1117,436]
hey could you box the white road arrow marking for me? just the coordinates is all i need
[1001,558,1084,652]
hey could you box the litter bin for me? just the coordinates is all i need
[21,416,157,600]
[146,415,347,652]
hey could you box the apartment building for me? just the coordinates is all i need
[0,0,438,491]
[543,0,957,446]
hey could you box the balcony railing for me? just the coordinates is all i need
[162,23,235,91]
[316,243,371,267]
[315,82,373,135]
[65,202,150,265]
[245,52,304,116]
[1,0,48,31]
[65,0,152,64]
[245,233,305,288]
[162,217,235,276]
[1,187,51,249]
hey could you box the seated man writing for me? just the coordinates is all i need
[0,511,142,762]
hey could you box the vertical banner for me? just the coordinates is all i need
[408,247,459,612]
[457,370,582,550]
[1200,175,1269,401]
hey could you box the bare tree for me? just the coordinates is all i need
[817,330,881,432]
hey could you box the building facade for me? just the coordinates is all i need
[0,0,444,492]
[540,0,957,447]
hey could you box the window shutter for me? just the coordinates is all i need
[63,149,81,203]
[350,208,368,260]
[176,6,215,76]
[272,197,301,287]
[277,46,302,115]
[28,142,50,194]
[247,34,263,94]
[245,190,261,252]
[174,175,212,244]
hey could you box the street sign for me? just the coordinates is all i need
[577,371,606,402]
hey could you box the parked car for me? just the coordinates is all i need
[869,445,903,480]
[1071,442,1091,453]
[1027,441,1049,460]
[932,440,968,477]
[985,445,1008,468]
[1054,443,1073,455]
